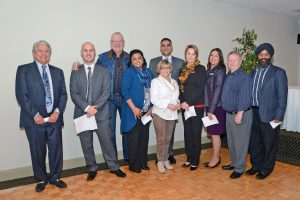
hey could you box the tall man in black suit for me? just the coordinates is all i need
[15,40,68,192]
[149,38,184,164]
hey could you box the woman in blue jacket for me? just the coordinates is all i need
[121,49,153,173]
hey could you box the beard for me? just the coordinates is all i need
[258,58,271,67]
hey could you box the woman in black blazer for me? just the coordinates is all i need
[178,44,206,170]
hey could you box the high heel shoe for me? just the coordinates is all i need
[204,157,221,169]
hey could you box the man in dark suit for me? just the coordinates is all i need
[246,43,288,180]
[15,40,68,192]
[70,42,126,180]
[149,38,184,164]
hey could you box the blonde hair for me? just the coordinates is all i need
[156,60,173,74]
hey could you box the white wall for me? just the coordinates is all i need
[0,0,299,173]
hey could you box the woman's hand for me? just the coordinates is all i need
[207,112,213,120]
[181,102,190,111]
[132,106,142,119]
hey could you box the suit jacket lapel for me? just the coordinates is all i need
[261,65,274,90]
[32,61,45,89]
[78,65,88,96]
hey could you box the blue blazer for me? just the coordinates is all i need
[251,65,288,123]
[121,67,153,132]
[15,62,68,128]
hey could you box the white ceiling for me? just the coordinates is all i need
[213,0,300,19]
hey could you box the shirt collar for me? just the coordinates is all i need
[35,61,49,69]
[84,63,95,70]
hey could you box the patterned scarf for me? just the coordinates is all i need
[133,65,151,88]
[178,60,200,92]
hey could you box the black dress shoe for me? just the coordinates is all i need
[51,180,67,188]
[141,165,150,170]
[204,157,221,169]
[111,169,126,177]
[35,181,47,192]
[230,171,243,179]
[256,172,270,180]
[190,166,198,171]
[181,162,191,168]
[222,164,234,170]
[129,168,141,173]
[87,171,97,181]
[168,155,176,164]
[246,168,259,175]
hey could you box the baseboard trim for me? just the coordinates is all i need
[0,139,212,190]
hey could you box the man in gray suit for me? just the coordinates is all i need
[149,38,184,164]
[70,42,126,180]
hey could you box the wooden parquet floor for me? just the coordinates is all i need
[0,148,299,200]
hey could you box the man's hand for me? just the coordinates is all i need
[34,114,45,125]
[273,119,281,123]
[234,111,243,125]
[87,106,97,117]
[72,62,81,71]
[48,112,59,123]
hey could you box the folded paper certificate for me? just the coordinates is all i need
[202,115,219,127]
[141,114,152,125]
[270,120,282,129]
[184,106,197,120]
[74,115,98,134]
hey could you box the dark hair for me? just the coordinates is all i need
[128,49,147,67]
[207,48,226,70]
[160,38,172,44]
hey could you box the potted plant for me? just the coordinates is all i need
[233,28,258,73]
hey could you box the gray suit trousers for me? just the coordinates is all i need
[226,110,253,173]
[79,119,119,172]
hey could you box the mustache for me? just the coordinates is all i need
[258,58,271,66]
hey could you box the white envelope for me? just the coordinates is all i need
[270,120,282,129]
[202,115,219,127]
[74,114,98,134]
[141,114,152,125]
[184,106,197,120]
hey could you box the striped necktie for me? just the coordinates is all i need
[42,65,52,112]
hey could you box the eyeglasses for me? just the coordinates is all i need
[160,66,171,70]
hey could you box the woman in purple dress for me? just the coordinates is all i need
[204,48,226,168]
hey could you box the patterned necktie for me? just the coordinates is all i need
[42,65,52,112]
[87,67,92,104]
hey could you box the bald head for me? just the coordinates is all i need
[81,42,96,65]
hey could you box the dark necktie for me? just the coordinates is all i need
[42,65,52,112]
[87,67,92,104]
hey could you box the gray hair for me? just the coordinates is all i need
[110,32,124,42]
[227,51,242,61]
[32,40,52,53]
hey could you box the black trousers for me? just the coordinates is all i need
[182,108,204,166]
[25,126,63,183]
[249,107,280,174]
[126,118,150,171]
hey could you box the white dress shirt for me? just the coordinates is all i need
[84,63,95,112]
[36,61,56,113]
[162,55,172,63]
[150,75,179,120]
